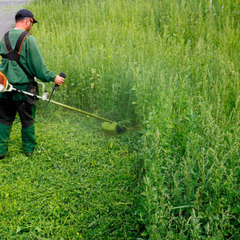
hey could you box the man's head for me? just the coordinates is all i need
[15,9,38,31]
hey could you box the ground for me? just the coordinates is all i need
[0,0,30,39]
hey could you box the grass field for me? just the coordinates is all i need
[0,110,143,239]
[0,0,240,239]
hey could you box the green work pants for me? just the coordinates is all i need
[0,93,37,155]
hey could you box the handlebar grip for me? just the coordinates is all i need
[59,72,66,78]
[53,72,66,92]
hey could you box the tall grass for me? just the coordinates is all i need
[26,0,240,238]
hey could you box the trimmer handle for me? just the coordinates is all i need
[53,72,66,92]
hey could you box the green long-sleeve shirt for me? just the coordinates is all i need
[0,29,56,100]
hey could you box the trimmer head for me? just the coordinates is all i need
[101,121,126,134]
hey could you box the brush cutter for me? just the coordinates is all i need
[0,72,125,133]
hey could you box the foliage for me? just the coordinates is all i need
[130,0,240,239]
[1,0,239,238]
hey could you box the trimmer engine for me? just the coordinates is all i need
[0,71,12,92]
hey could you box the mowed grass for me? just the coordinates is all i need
[0,109,143,239]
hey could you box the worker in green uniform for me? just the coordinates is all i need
[0,9,65,159]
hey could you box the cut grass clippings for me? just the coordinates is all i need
[0,110,143,239]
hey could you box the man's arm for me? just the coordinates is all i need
[25,35,56,82]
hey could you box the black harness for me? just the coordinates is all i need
[1,31,33,80]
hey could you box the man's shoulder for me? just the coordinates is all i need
[5,29,34,44]
[25,32,37,42]
[9,29,36,40]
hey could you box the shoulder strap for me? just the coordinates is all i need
[4,31,12,53]
[4,31,31,55]
[14,31,31,55]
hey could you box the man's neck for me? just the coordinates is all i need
[14,24,26,31]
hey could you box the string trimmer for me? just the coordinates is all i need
[0,72,126,133]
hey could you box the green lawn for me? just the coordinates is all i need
[0,109,143,239]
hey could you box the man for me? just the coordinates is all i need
[0,9,65,159]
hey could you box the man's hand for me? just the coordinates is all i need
[54,75,65,85]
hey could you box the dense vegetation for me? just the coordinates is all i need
[0,0,239,239]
